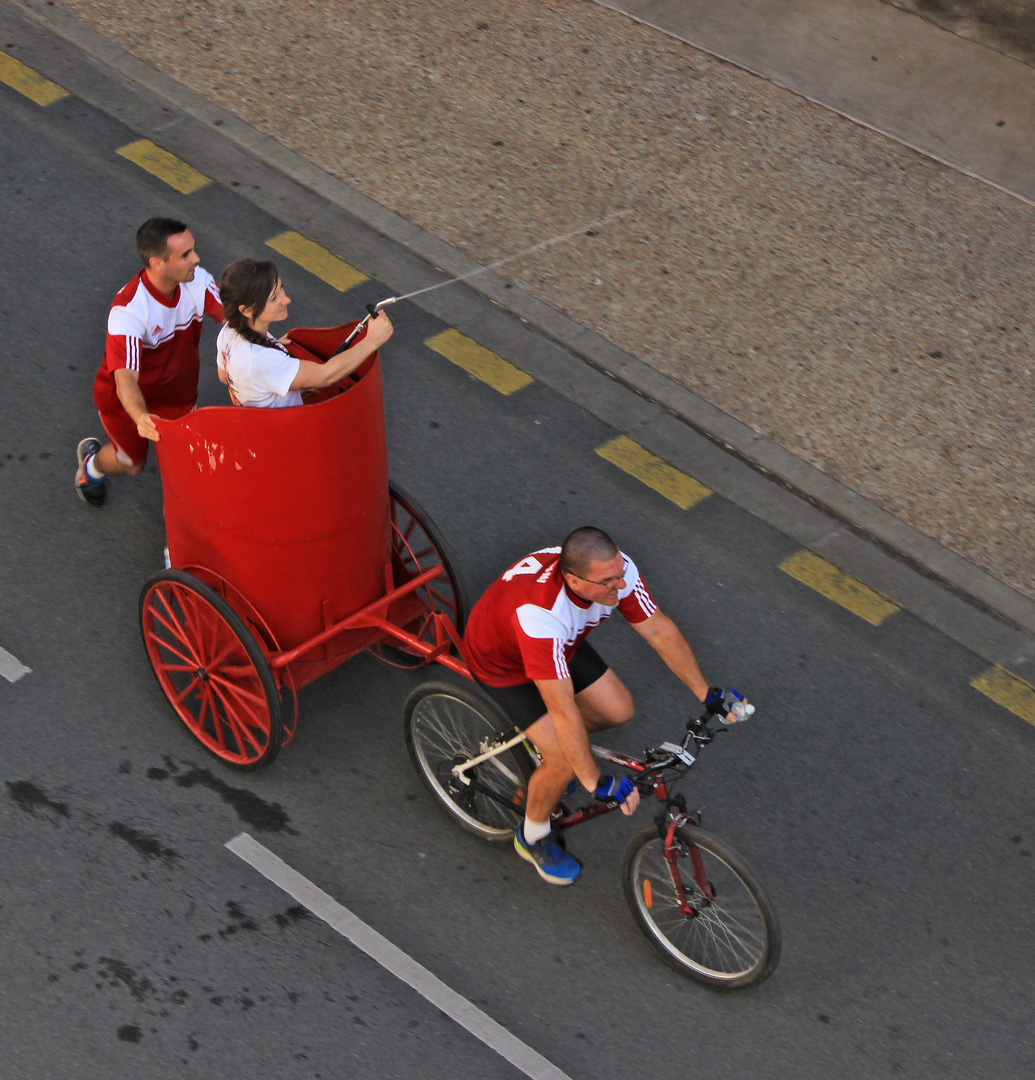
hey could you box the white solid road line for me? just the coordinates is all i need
[225,832,574,1080]
[0,646,31,683]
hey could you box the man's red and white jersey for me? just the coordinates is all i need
[93,267,224,412]
[464,546,657,687]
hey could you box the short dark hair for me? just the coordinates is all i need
[136,217,189,265]
[560,526,619,577]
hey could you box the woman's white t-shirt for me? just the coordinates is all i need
[217,325,302,408]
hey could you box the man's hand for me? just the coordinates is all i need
[594,774,640,816]
[136,413,160,441]
[114,368,159,441]
[704,686,753,722]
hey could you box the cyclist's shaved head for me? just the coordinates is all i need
[560,527,619,576]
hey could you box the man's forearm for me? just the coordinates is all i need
[551,703,600,791]
[536,680,601,791]
[637,612,710,700]
[113,370,149,423]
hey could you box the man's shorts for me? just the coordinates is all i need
[479,641,609,731]
[98,400,195,467]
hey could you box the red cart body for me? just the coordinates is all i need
[158,326,391,688]
[139,323,469,769]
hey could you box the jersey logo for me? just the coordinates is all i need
[153,325,162,334]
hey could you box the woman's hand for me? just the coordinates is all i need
[365,311,394,348]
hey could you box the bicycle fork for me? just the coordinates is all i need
[658,798,713,917]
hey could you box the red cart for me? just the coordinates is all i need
[138,322,469,770]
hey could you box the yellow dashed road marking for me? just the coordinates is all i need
[0,51,69,106]
[780,549,900,626]
[266,232,368,292]
[595,435,711,510]
[425,329,533,396]
[116,139,210,194]
[971,666,1035,726]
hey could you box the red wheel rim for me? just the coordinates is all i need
[141,579,277,766]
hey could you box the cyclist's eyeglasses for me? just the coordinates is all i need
[567,559,628,589]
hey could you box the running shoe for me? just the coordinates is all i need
[514,827,583,885]
[75,437,107,508]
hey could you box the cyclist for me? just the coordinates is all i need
[463,525,742,885]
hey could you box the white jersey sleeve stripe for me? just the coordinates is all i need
[553,637,570,680]
[633,580,657,617]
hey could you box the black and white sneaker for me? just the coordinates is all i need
[75,437,107,508]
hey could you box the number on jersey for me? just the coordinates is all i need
[502,556,543,582]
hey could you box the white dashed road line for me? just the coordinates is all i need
[0,646,31,683]
[225,833,574,1080]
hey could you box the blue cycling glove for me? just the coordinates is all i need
[594,774,636,804]
[704,686,745,717]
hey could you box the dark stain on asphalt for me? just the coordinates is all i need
[218,900,259,938]
[274,905,310,929]
[109,822,180,861]
[173,767,297,834]
[100,958,155,1003]
[117,1024,142,1043]
[6,780,69,817]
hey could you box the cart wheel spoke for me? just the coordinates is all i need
[143,627,200,671]
[208,672,271,712]
[148,598,202,668]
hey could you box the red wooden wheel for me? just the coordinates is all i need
[180,565,299,746]
[368,482,469,669]
[139,569,283,770]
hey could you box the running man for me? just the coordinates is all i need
[75,218,224,506]
[463,526,744,885]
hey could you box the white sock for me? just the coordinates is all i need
[522,817,552,844]
[85,454,105,481]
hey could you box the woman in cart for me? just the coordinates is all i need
[216,258,393,407]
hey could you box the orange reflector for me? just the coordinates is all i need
[643,879,653,909]
[513,787,525,806]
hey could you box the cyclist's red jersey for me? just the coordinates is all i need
[93,267,224,413]
[464,547,656,687]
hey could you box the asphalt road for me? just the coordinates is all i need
[1,20,1034,1080]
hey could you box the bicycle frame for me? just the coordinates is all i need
[448,715,725,915]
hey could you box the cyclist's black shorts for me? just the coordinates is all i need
[479,640,609,731]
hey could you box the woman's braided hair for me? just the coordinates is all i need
[219,258,284,350]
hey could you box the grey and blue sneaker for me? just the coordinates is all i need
[75,437,107,508]
[514,827,583,885]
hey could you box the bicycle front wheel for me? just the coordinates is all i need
[404,681,534,844]
[622,824,780,989]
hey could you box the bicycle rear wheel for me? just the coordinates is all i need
[404,681,534,844]
[622,824,780,989]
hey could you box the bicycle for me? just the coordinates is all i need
[403,680,781,990]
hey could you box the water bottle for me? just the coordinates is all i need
[727,700,756,723]
[717,688,755,724]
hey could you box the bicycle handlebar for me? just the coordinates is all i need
[634,704,758,780]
